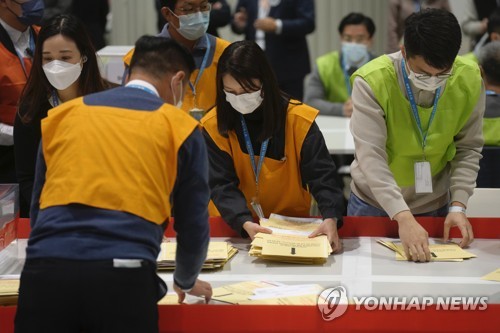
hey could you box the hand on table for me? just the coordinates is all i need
[444,203,474,248]
[394,210,431,262]
[174,279,213,304]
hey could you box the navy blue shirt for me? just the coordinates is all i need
[28,87,210,290]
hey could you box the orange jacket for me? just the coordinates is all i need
[0,24,39,125]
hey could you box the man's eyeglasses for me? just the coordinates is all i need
[177,2,211,15]
[412,71,453,81]
[407,61,453,81]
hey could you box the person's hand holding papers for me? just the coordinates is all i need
[394,211,431,262]
[444,205,474,248]
[243,221,272,240]
[174,279,213,304]
[308,218,342,253]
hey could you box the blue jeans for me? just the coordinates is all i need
[347,193,448,217]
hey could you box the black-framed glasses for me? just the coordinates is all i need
[407,61,453,81]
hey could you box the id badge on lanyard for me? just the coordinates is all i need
[401,59,441,194]
[189,35,211,120]
[414,160,432,193]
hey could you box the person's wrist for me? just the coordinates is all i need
[393,210,412,224]
[448,206,466,214]
[175,283,192,293]
[174,280,193,293]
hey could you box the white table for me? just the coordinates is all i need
[316,115,354,155]
[3,237,498,304]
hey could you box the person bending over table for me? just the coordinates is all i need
[348,9,485,262]
[201,40,344,252]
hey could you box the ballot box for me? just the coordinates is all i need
[96,45,134,84]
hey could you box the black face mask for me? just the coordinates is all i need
[11,0,44,26]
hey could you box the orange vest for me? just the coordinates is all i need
[202,102,318,218]
[123,37,229,113]
[0,26,39,125]
[40,96,198,224]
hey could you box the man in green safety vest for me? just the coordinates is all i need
[348,9,485,263]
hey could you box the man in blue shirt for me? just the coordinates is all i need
[15,36,212,333]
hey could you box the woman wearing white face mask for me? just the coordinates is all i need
[201,41,344,252]
[14,14,114,217]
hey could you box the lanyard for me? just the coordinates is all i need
[401,59,441,153]
[413,0,421,12]
[127,84,158,96]
[340,53,352,96]
[240,116,269,188]
[188,34,211,102]
[15,28,36,78]
[51,90,60,107]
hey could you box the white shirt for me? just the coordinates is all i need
[0,18,31,58]
[126,79,160,97]
[255,0,283,51]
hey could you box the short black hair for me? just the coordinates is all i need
[215,41,286,141]
[487,8,500,35]
[479,41,500,86]
[159,0,176,11]
[338,12,376,37]
[129,35,195,81]
[404,9,461,70]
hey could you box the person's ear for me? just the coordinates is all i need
[161,7,173,22]
[366,37,374,48]
[172,70,186,86]
[400,45,406,58]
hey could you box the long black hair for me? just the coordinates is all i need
[215,40,288,141]
[19,14,111,123]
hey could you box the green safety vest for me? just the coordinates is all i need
[483,118,500,146]
[352,55,482,186]
[462,52,479,64]
[316,51,349,103]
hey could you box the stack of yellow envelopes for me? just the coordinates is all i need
[0,279,19,305]
[377,239,477,262]
[249,214,332,264]
[157,241,238,270]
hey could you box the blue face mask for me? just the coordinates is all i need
[341,42,370,69]
[12,0,44,26]
[171,10,210,41]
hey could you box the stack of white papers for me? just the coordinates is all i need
[157,241,238,270]
[211,281,323,305]
[249,214,331,264]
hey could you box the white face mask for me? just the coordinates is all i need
[171,10,210,41]
[43,60,83,90]
[225,89,263,115]
[405,60,449,91]
[342,42,370,68]
[171,77,183,109]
